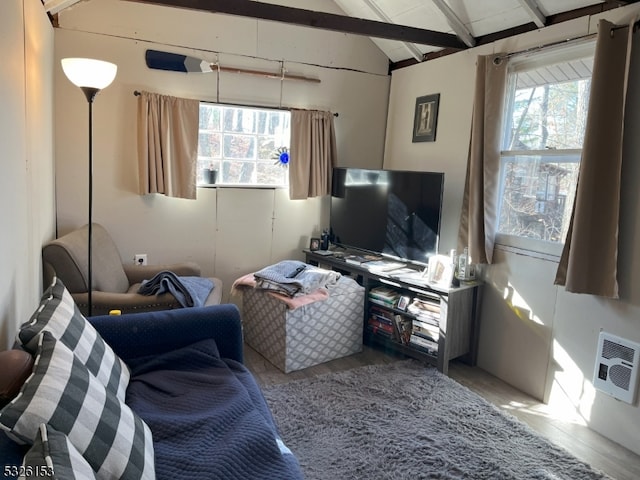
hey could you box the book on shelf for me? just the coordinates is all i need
[369,297,397,308]
[370,306,394,321]
[407,298,441,315]
[411,311,440,327]
[344,253,381,265]
[409,334,438,354]
[393,314,412,344]
[368,286,400,305]
[412,320,439,342]
[367,318,394,337]
[365,260,406,272]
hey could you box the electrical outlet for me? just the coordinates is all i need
[134,254,148,266]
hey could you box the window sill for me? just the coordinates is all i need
[197,184,288,190]
[494,233,562,262]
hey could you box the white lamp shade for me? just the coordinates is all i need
[61,58,117,90]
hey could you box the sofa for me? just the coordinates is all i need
[42,223,223,316]
[0,278,302,479]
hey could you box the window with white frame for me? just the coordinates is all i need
[197,103,291,186]
[498,43,595,245]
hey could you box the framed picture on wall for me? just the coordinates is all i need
[412,93,440,143]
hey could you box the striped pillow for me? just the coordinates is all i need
[17,277,129,401]
[21,424,97,480]
[0,332,155,480]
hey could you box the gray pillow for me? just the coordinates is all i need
[16,277,129,401]
[21,424,97,480]
[0,331,155,479]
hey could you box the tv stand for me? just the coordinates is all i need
[304,249,482,375]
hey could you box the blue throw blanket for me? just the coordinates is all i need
[138,271,213,307]
[126,340,303,480]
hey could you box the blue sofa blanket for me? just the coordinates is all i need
[126,339,302,480]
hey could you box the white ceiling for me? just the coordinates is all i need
[43,0,626,64]
[332,0,607,62]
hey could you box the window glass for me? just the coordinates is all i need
[198,103,290,186]
[498,47,594,245]
[499,153,579,242]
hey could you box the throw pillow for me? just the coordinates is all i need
[16,277,129,401]
[21,424,97,480]
[0,332,155,480]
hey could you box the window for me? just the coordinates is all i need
[498,44,595,245]
[197,103,291,186]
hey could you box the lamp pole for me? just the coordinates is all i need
[82,87,99,317]
[61,59,117,317]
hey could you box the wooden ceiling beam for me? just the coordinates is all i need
[123,0,467,49]
[517,0,546,28]
[431,0,476,47]
[361,0,424,61]
[43,0,82,15]
[390,0,640,70]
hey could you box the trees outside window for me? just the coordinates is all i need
[498,48,594,243]
[198,103,291,186]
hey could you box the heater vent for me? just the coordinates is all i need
[593,332,640,404]
[602,339,635,363]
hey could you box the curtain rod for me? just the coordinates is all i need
[133,91,339,117]
[493,32,596,64]
[494,19,640,65]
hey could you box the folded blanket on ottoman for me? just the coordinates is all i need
[126,339,302,480]
[253,260,341,296]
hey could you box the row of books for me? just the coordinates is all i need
[367,304,440,355]
[368,286,400,307]
[366,305,409,343]
[409,333,438,354]
[366,286,441,356]
[369,287,440,320]
[407,297,441,327]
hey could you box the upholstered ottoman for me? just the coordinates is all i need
[242,276,364,373]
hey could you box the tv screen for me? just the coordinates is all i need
[330,168,444,264]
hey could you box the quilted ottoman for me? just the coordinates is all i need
[242,276,364,373]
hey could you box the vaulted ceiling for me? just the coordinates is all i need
[43,0,637,68]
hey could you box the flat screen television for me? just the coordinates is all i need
[330,168,444,264]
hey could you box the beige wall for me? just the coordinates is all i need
[0,0,56,349]
[384,4,640,455]
[54,0,390,299]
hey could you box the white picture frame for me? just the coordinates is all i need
[427,254,454,288]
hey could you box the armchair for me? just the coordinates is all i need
[42,223,222,315]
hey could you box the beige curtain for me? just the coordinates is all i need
[289,109,337,200]
[457,54,508,264]
[137,91,199,199]
[554,20,634,298]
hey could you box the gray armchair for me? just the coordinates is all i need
[42,223,222,316]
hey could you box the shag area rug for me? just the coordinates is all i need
[262,360,611,480]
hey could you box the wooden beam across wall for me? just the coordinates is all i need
[124,0,468,49]
[391,0,640,71]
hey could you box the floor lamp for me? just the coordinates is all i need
[61,58,117,316]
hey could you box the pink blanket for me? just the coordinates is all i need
[232,274,329,310]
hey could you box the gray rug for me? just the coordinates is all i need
[262,360,611,480]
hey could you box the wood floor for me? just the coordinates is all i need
[244,344,640,480]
